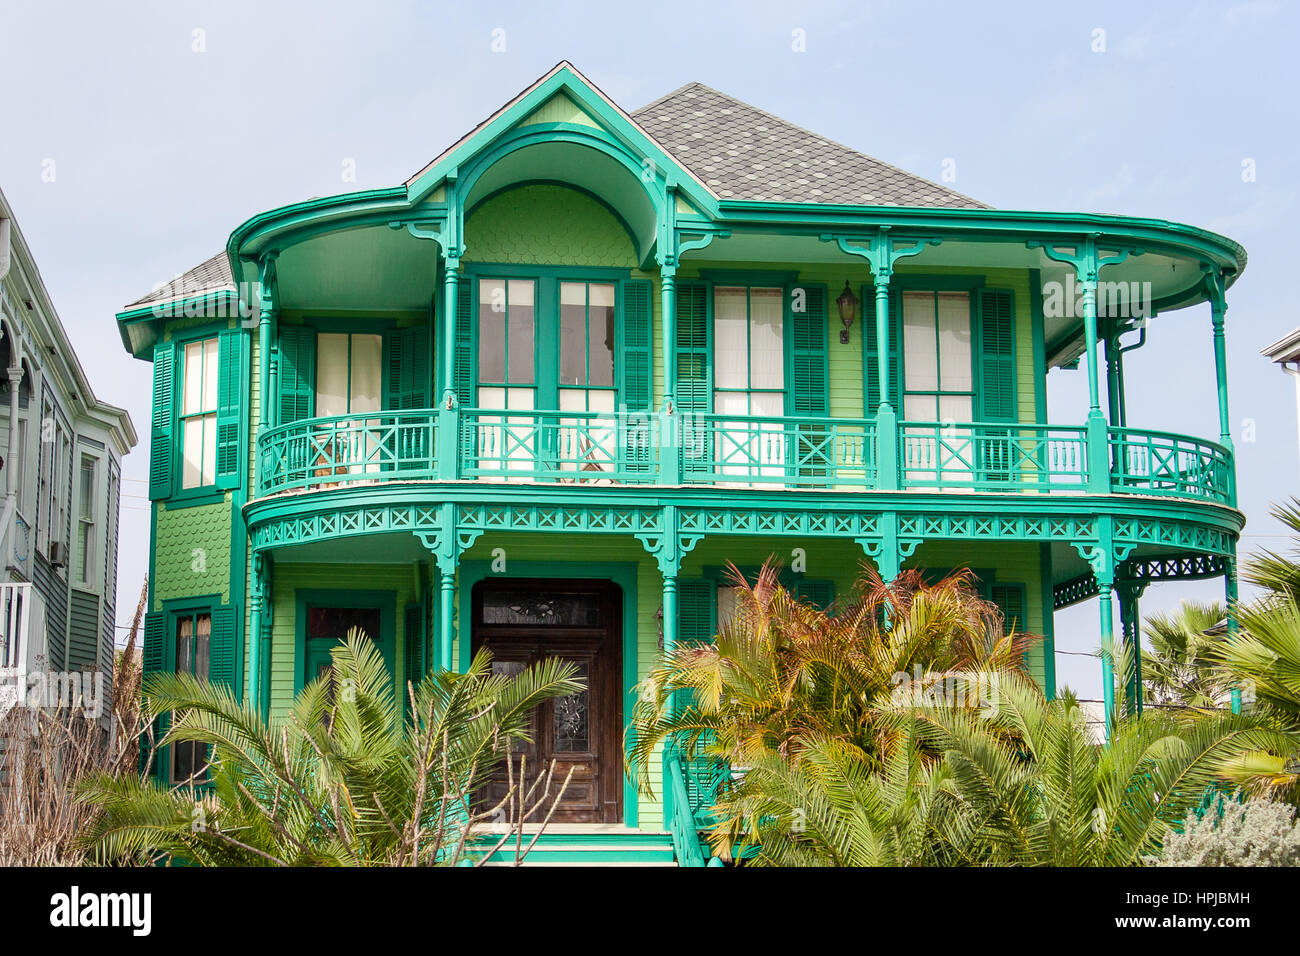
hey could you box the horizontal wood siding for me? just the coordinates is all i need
[67,588,101,671]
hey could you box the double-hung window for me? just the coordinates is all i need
[180,337,220,490]
[901,291,975,485]
[172,609,211,783]
[713,286,785,481]
[477,278,537,475]
[559,281,616,474]
[77,455,96,586]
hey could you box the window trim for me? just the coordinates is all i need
[292,588,397,696]
[167,323,234,505]
[161,594,221,785]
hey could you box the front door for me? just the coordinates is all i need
[472,578,622,824]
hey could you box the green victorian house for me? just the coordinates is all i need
[118,62,1245,862]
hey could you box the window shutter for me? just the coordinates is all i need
[403,602,425,696]
[384,327,431,410]
[215,329,245,489]
[277,325,316,425]
[674,283,711,413]
[142,609,166,676]
[148,343,176,500]
[620,280,653,412]
[790,284,828,416]
[677,579,716,644]
[792,579,834,611]
[863,287,901,412]
[209,605,238,691]
[977,289,1017,422]
[989,582,1027,637]
[453,282,474,406]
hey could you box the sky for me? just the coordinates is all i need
[0,0,1296,697]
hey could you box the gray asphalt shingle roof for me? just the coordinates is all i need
[129,76,988,308]
[632,82,988,208]
[124,250,234,309]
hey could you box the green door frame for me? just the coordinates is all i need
[293,588,397,695]
[457,558,639,828]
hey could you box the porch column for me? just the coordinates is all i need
[1117,579,1144,716]
[1226,556,1242,714]
[1208,278,1233,448]
[874,276,899,491]
[257,254,277,448]
[436,557,456,672]
[249,553,265,714]
[1104,325,1124,428]
[441,254,460,406]
[6,361,20,498]
[659,262,681,485]
[1098,571,1116,738]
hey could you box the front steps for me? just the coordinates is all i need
[467,824,677,866]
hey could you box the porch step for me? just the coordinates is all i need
[467,827,676,866]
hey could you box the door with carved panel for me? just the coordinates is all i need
[471,579,622,824]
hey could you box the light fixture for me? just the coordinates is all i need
[836,280,859,345]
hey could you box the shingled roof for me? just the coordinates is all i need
[126,73,988,310]
[632,82,988,209]
[124,250,234,309]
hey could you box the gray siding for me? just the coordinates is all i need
[68,588,100,671]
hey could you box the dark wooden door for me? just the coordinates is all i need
[472,579,622,824]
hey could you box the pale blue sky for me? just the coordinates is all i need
[1,0,1296,696]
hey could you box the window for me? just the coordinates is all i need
[77,455,96,585]
[901,291,973,422]
[36,398,70,562]
[36,398,52,553]
[559,282,617,474]
[315,332,382,417]
[714,286,785,481]
[477,278,536,410]
[172,610,211,783]
[180,337,219,489]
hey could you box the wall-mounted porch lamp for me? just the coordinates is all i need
[835,280,859,345]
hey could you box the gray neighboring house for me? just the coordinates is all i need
[0,186,137,717]
[1263,328,1300,473]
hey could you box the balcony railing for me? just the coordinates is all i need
[254,407,1236,507]
[257,411,439,495]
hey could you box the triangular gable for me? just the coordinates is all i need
[404,61,716,213]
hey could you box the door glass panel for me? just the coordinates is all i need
[507,280,535,385]
[317,333,350,417]
[937,293,972,391]
[560,282,587,386]
[480,590,601,626]
[553,662,590,753]
[350,334,382,412]
[713,287,748,388]
[478,278,506,383]
[589,284,615,388]
[307,606,382,643]
[749,288,784,389]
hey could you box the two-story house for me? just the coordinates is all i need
[119,63,1245,853]
[0,186,136,718]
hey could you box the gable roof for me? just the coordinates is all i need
[124,250,234,310]
[632,82,988,209]
[126,67,990,312]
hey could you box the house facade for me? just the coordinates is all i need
[119,63,1245,852]
[0,186,136,718]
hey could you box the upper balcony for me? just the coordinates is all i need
[254,406,1234,507]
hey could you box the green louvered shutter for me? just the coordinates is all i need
[675,282,711,479]
[977,289,1016,482]
[620,279,653,474]
[792,579,835,611]
[277,325,316,425]
[989,582,1027,637]
[978,289,1016,421]
[208,605,238,691]
[677,579,716,645]
[149,343,176,500]
[215,329,245,489]
[791,284,829,482]
[403,602,425,698]
[384,326,431,410]
[141,610,167,776]
[453,282,474,406]
[863,287,902,412]
[790,284,829,415]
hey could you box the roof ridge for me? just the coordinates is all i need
[643,81,987,209]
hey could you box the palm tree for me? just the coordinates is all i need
[724,671,1284,866]
[78,631,582,866]
[625,560,1034,831]
[1141,601,1231,710]
[1243,498,1300,602]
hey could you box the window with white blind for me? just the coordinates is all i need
[901,291,975,486]
[477,278,537,475]
[559,281,617,475]
[713,286,785,481]
[902,291,974,422]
